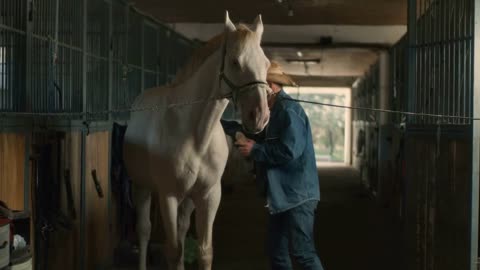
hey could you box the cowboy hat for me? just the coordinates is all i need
[267,60,298,87]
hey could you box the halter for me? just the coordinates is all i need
[218,33,269,104]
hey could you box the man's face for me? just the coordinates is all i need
[268,81,281,93]
[267,81,281,108]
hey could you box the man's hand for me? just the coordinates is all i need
[234,132,256,157]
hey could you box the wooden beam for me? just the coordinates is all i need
[262,42,390,51]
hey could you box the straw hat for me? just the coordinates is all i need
[267,61,297,87]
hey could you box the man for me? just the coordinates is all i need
[235,61,324,270]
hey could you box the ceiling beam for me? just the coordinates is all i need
[291,75,358,88]
[262,42,391,51]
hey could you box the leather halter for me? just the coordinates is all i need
[218,33,269,103]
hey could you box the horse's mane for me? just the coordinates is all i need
[170,24,257,87]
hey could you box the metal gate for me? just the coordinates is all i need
[353,0,479,269]
[0,1,197,270]
[0,0,196,119]
[404,0,476,269]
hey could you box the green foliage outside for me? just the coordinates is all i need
[299,93,346,162]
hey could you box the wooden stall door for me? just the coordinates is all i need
[0,133,26,211]
[404,134,470,270]
[85,131,111,269]
[48,132,82,270]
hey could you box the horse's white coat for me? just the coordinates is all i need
[123,12,270,270]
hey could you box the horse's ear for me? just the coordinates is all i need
[253,14,264,39]
[225,11,236,32]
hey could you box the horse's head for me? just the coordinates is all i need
[220,12,271,134]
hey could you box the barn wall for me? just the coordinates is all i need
[1,0,197,269]
[85,131,112,269]
[404,132,470,270]
[352,0,478,269]
[403,0,476,269]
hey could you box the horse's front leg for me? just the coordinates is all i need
[193,181,222,270]
[177,198,195,265]
[159,195,183,270]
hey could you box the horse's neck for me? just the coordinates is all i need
[193,99,229,153]
[175,49,226,99]
[178,49,229,153]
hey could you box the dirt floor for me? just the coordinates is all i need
[113,165,405,270]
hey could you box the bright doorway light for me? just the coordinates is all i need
[284,87,352,166]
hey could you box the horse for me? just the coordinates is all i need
[123,12,271,270]
[222,132,256,188]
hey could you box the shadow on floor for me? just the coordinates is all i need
[212,165,404,270]
[113,165,404,270]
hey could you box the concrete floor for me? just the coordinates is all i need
[114,165,404,270]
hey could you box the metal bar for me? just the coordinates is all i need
[451,0,456,124]
[141,18,145,92]
[440,0,445,119]
[470,0,480,267]
[25,0,31,113]
[455,0,460,124]
[445,0,449,119]
[108,0,113,121]
[452,0,457,123]
[434,0,439,123]
[83,0,88,121]
[54,0,59,56]
[0,24,26,35]
[428,0,432,123]
[428,0,438,123]
[4,31,8,110]
[463,0,467,124]
[7,31,11,111]
[430,0,434,124]
[81,1,88,266]
[121,2,129,114]
[462,0,467,123]
[428,0,432,124]
[1,29,4,110]
[435,0,440,123]
[31,34,83,51]
[468,0,473,122]
[419,0,423,124]
[156,26,160,86]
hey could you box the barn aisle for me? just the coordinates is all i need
[213,166,404,270]
[112,166,404,270]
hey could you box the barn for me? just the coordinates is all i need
[0,0,479,270]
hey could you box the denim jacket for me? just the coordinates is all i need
[251,90,320,214]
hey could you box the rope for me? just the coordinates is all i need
[0,96,478,122]
[282,97,480,121]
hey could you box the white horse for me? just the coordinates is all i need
[123,12,271,270]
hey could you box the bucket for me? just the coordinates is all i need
[0,218,10,269]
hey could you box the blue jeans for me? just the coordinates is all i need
[267,200,324,270]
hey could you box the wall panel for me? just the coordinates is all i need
[0,133,25,210]
[85,131,111,269]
